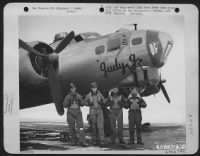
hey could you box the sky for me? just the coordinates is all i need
[19,15,185,124]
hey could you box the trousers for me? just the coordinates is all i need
[128,110,142,142]
[90,107,104,142]
[110,109,123,141]
[67,108,86,143]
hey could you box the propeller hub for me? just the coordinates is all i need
[19,30,75,116]
[161,79,166,83]
[48,53,59,64]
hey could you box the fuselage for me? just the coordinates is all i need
[19,28,173,97]
[55,29,173,95]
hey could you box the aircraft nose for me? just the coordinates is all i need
[147,31,173,67]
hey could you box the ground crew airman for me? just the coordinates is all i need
[84,82,106,146]
[105,87,126,144]
[63,83,88,147]
[125,87,147,145]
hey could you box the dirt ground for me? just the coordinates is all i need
[20,122,186,153]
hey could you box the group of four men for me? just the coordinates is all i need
[63,82,147,147]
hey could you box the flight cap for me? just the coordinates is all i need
[91,82,98,88]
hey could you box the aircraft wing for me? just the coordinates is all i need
[20,82,53,109]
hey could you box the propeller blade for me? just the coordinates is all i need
[20,39,64,114]
[54,31,75,53]
[160,83,170,103]
[19,39,45,57]
[47,64,64,115]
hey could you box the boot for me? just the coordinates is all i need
[70,140,77,146]
[79,130,88,147]
[128,138,134,144]
[99,140,105,147]
[92,140,98,146]
[137,141,144,145]
[119,139,126,144]
[109,139,115,144]
[70,136,77,146]
[109,136,115,144]
[137,136,144,145]
[79,141,89,147]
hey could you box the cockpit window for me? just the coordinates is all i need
[54,32,67,42]
[95,45,105,55]
[163,41,173,59]
[74,35,84,42]
[107,38,121,52]
[147,31,162,56]
[132,37,142,46]
[147,30,173,61]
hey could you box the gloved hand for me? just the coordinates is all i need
[88,101,94,106]
[99,99,105,108]
[67,100,72,107]
[63,103,68,108]
[77,99,82,106]
[130,101,140,110]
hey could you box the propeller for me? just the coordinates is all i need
[129,58,170,104]
[19,39,45,57]
[19,31,75,115]
[158,74,171,103]
[47,64,64,114]
[54,31,75,53]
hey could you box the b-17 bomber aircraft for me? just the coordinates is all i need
[19,27,173,120]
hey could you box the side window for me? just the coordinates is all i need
[107,38,121,52]
[132,37,142,46]
[95,45,105,55]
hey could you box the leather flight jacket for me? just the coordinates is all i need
[106,95,126,109]
[125,96,147,110]
[63,92,84,108]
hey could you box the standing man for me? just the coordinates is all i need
[105,87,126,144]
[125,87,147,145]
[84,82,106,146]
[63,83,88,147]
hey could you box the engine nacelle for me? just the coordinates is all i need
[19,41,50,88]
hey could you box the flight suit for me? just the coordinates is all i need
[125,94,147,144]
[106,94,126,143]
[84,91,106,145]
[63,92,86,145]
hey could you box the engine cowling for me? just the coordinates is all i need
[19,41,53,88]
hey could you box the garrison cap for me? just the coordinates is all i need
[69,82,76,89]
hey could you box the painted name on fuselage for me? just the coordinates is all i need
[100,54,142,78]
